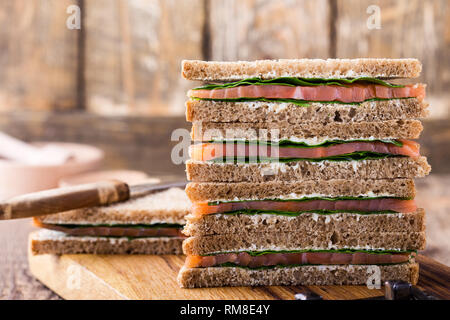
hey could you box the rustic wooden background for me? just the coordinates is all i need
[0,0,448,174]
[0,0,448,116]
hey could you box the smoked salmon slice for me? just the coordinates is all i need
[189,83,425,103]
[33,219,185,238]
[185,251,413,268]
[190,139,420,161]
[191,198,417,217]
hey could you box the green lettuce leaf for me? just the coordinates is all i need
[192,77,404,90]
[216,261,411,269]
[209,152,405,163]
[209,139,403,148]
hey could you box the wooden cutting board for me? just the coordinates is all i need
[28,251,450,300]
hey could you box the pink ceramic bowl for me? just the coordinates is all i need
[0,142,104,200]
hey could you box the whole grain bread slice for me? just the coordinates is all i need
[186,98,429,123]
[185,179,415,202]
[177,262,419,287]
[36,187,190,225]
[186,157,431,182]
[29,230,184,255]
[191,119,423,141]
[182,231,426,255]
[183,209,425,237]
[182,59,422,81]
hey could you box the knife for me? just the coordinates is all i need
[0,179,187,220]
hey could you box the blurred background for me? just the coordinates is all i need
[0,0,448,174]
[0,0,449,299]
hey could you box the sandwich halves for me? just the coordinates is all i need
[179,58,430,288]
[30,188,190,255]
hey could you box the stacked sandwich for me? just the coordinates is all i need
[31,188,190,255]
[179,59,430,288]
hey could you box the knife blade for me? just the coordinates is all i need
[129,180,187,198]
[0,179,187,221]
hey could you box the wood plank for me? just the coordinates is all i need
[29,253,280,300]
[84,0,204,116]
[416,255,450,299]
[0,219,60,299]
[29,250,450,300]
[209,0,331,60]
[336,0,450,95]
[0,0,80,111]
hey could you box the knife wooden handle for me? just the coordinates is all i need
[0,180,130,220]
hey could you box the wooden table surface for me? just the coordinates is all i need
[1,174,449,300]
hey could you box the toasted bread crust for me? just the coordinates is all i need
[182,231,426,255]
[29,230,184,255]
[36,188,189,225]
[183,209,425,236]
[186,98,429,123]
[177,262,419,287]
[186,157,431,182]
[191,120,423,141]
[182,59,422,81]
[185,179,415,202]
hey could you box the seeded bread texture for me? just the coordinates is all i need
[183,209,425,237]
[185,179,415,202]
[186,157,431,182]
[177,262,419,287]
[191,120,423,141]
[181,59,422,81]
[29,230,184,255]
[182,231,426,255]
[186,98,429,123]
[37,188,190,225]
